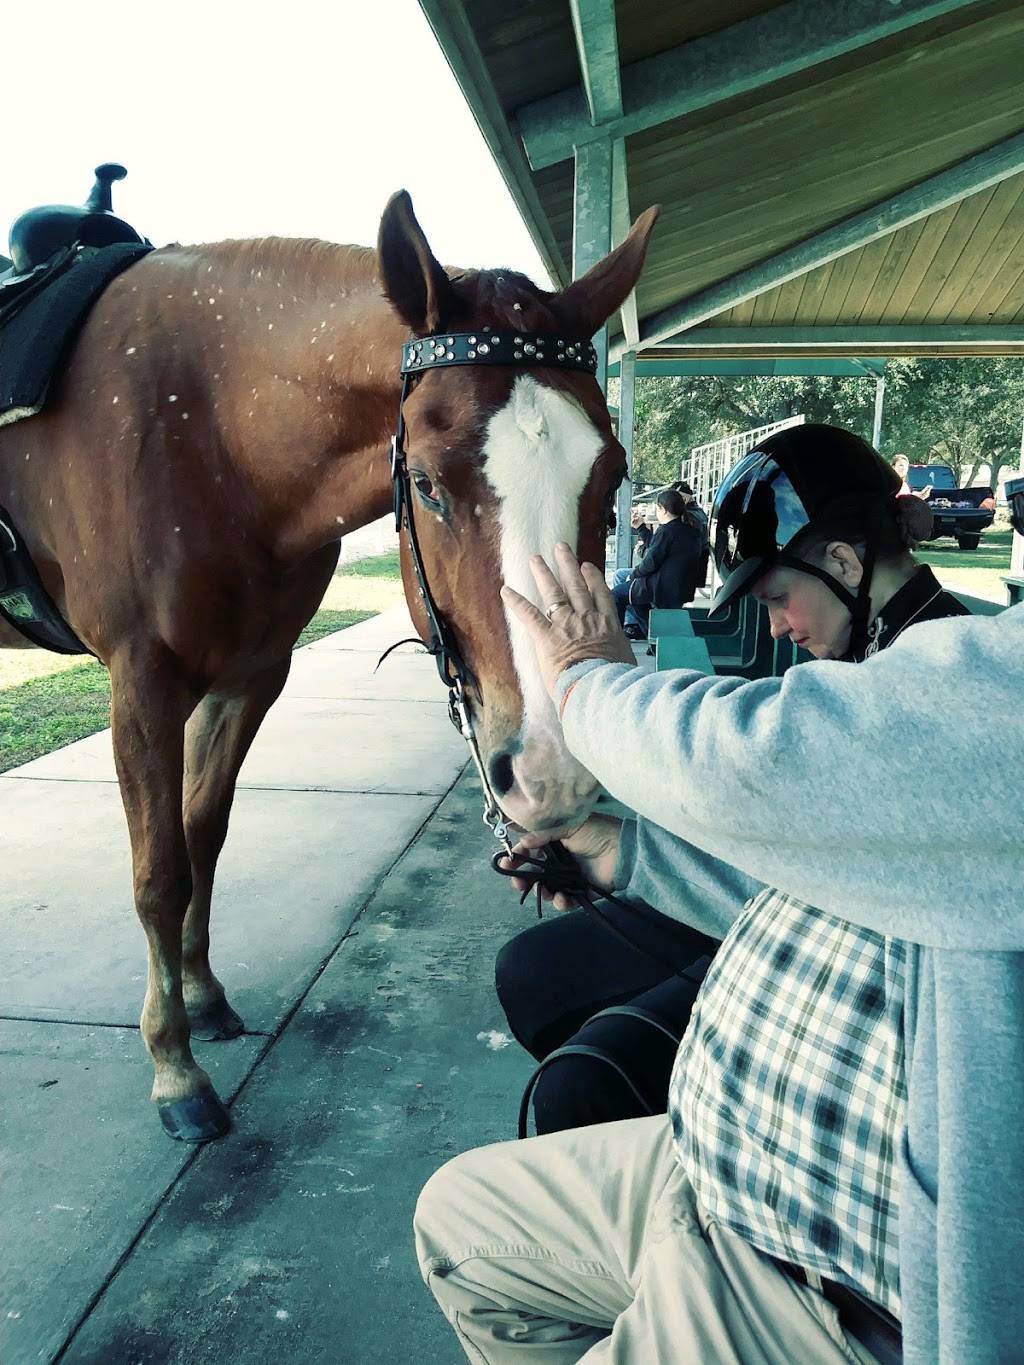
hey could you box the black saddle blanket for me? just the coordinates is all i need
[0,241,152,426]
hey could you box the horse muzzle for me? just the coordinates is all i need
[487,742,601,836]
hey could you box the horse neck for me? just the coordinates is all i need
[204,240,408,561]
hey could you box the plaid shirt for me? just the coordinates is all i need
[670,888,906,1317]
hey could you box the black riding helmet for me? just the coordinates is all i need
[710,424,901,654]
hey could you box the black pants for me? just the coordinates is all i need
[495,901,717,1135]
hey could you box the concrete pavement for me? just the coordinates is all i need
[1,607,536,1363]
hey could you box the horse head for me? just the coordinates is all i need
[378,192,658,835]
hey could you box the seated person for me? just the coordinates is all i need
[498,423,967,1140]
[611,489,704,639]
[672,478,709,531]
[629,507,653,562]
[413,424,991,1365]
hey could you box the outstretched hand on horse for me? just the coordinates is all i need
[500,542,636,703]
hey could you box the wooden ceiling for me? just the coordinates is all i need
[422,0,1024,354]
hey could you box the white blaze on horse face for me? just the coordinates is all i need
[482,375,604,824]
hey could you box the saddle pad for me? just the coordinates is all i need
[0,241,152,427]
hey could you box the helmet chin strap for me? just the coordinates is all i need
[774,546,877,658]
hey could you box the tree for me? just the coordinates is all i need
[882,358,1024,490]
[629,359,1024,493]
[631,372,881,484]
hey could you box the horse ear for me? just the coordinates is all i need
[378,190,455,334]
[556,205,659,338]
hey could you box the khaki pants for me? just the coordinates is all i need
[415,1116,880,1365]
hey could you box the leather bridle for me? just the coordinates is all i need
[385,330,698,1025]
[385,330,598,850]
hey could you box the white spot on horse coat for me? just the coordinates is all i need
[126,346,137,355]
[168,394,178,403]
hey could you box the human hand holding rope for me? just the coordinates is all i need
[500,542,635,703]
[494,814,625,912]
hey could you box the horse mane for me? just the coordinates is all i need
[182,238,561,331]
[191,237,380,291]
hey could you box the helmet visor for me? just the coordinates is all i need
[710,454,814,608]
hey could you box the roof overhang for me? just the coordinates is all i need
[419,0,1024,360]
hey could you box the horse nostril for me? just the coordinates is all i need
[489,751,515,796]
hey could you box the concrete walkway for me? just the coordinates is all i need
[1,607,535,1364]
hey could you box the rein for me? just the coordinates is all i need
[385,330,597,853]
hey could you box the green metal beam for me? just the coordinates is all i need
[611,132,1024,359]
[568,2,638,347]
[632,325,1024,352]
[615,352,636,570]
[611,140,639,349]
[573,138,614,388]
[517,0,989,171]
[608,357,888,377]
[569,0,622,125]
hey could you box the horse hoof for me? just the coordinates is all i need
[158,1089,232,1143]
[188,998,245,1041]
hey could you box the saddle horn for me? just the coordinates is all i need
[7,162,145,276]
[86,164,128,214]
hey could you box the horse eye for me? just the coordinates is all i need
[413,473,439,504]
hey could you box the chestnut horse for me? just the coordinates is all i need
[0,193,657,1140]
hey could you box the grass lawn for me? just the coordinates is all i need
[0,551,404,775]
[917,527,1013,602]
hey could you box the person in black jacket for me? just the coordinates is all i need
[612,489,704,639]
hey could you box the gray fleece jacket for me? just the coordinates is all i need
[554,604,1023,1365]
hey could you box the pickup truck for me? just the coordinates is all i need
[907,464,995,550]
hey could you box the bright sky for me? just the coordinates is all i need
[3,0,550,286]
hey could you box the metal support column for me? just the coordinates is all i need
[871,374,886,448]
[572,138,613,387]
[616,350,636,570]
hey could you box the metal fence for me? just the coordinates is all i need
[681,414,806,511]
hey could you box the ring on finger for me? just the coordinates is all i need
[545,599,571,620]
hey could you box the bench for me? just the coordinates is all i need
[654,634,714,673]
[647,607,694,638]
[1001,575,1024,608]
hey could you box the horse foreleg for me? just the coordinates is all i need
[182,657,292,1040]
[110,651,230,1143]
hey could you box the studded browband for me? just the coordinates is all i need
[401,331,598,376]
